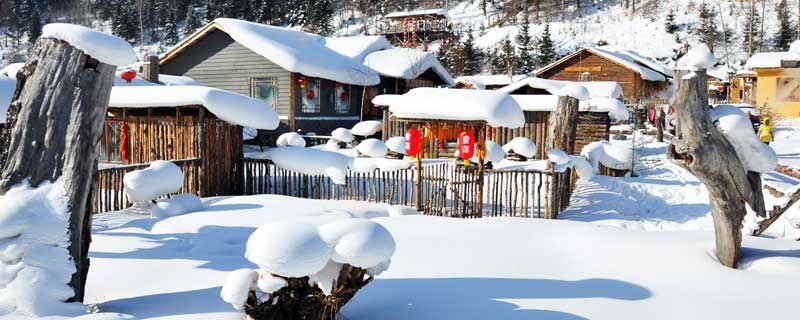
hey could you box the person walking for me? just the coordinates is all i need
[758,116,774,145]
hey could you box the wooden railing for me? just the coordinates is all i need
[93,158,201,213]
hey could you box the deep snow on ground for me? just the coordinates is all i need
[772,119,800,170]
[82,194,800,320]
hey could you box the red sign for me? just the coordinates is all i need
[405,128,421,156]
[120,69,136,83]
[458,131,475,160]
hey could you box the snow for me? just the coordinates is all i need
[123,160,184,204]
[587,46,670,81]
[502,137,537,159]
[371,94,400,107]
[331,127,355,143]
[468,140,505,164]
[745,51,800,69]
[265,147,350,184]
[211,19,379,86]
[454,75,529,89]
[245,222,331,277]
[110,86,280,130]
[324,35,392,63]
[790,40,800,53]
[569,155,595,181]
[151,193,204,219]
[256,273,287,294]
[384,8,448,19]
[382,88,525,128]
[318,218,396,269]
[350,157,412,173]
[0,75,15,123]
[599,143,634,170]
[159,74,201,86]
[510,95,629,121]
[676,44,716,71]
[0,180,83,318]
[364,48,455,86]
[557,83,590,100]
[710,105,778,173]
[356,138,389,158]
[507,78,630,120]
[580,140,610,172]
[220,269,258,310]
[41,24,136,67]
[351,120,383,136]
[0,63,23,78]
[547,149,570,166]
[385,136,406,155]
[276,132,306,147]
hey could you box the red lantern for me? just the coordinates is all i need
[119,121,128,161]
[405,128,421,156]
[120,69,137,83]
[307,89,315,100]
[298,78,307,89]
[717,85,725,93]
[340,91,347,102]
[458,131,475,160]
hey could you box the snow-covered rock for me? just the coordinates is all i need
[123,161,184,204]
[276,132,307,147]
[331,128,354,143]
[385,136,406,155]
[710,105,778,173]
[245,222,332,277]
[676,43,715,71]
[42,24,136,67]
[502,137,537,159]
[266,147,350,184]
[351,120,383,137]
[355,139,388,158]
[220,269,258,310]
[151,193,204,219]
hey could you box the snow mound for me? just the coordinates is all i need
[42,24,136,67]
[220,269,258,311]
[356,139,388,158]
[123,161,184,203]
[276,132,306,147]
[581,140,610,172]
[587,97,630,121]
[350,157,412,173]
[468,140,505,164]
[547,149,570,166]
[245,222,332,277]
[791,40,800,53]
[0,180,83,317]
[569,155,595,181]
[677,44,715,71]
[70,313,136,319]
[599,144,634,170]
[318,219,396,269]
[557,84,590,100]
[385,136,406,155]
[256,273,287,294]
[332,128,354,143]
[388,205,419,217]
[151,193,204,219]
[710,105,778,173]
[382,88,525,128]
[351,120,383,137]
[266,147,350,184]
[502,137,537,158]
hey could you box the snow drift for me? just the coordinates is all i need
[42,23,136,67]
[276,132,307,147]
[266,147,350,184]
[710,105,778,173]
[123,161,184,204]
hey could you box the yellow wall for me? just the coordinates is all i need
[753,68,800,118]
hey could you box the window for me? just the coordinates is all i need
[334,83,350,113]
[97,120,123,163]
[777,77,800,103]
[250,78,278,109]
[300,78,321,113]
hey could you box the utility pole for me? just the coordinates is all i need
[748,0,755,56]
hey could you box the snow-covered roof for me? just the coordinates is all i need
[745,52,800,70]
[0,75,14,123]
[113,70,201,87]
[42,23,136,67]
[510,94,629,121]
[380,88,525,128]
[364,48,454,86]
[164,19,380,86]
[384,9,448,19]
[537,46,671,82]
[325,36,392,63]
[707,66,731,82]
[455,75,529,89]
[109,86,279,130]
[502,77,623,99]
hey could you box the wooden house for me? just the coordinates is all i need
[159,18,452,141]
[380,9,449,47]
[534,46,672,100]
[728,70,757,106]
[743,45,800,117]
[706,67,730,104]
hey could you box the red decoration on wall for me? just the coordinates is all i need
[458,131,475,160]
[120,70,136,83]
[119,121,128,162]
[340,91,347,102]
[299,78,307,89]
[717,85,725,93]
[405,128,421,156]
[307,89,315,100]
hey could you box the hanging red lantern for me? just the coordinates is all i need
[119,121,128,162]
[458,131,475,160]
[717,85,725,93]
[307,89,315,100]
[405,128,421,156]
[298,78,307,89]
[340,91,347,102]
[120,69,137,83]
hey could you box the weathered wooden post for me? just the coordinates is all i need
[0,25,135,301]
[543,91,580,219]
[655,107,665,142]
[669,64,763,268]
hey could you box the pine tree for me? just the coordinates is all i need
[112,0,141,44]
[697,3,719,52]
[184,6,203,37]
[27,3,42,44]
[498,37,516,75]
[515,14,535,74]
[435,39,454,74]
[163,12,180,46]
[665,8,678,34]
[487,46,504,74]
[204,0,219,22]
[744,4,762,54]
[256,0,273,24]
[287,0,310,29]
[775,0,795,51]
[309,0,335,35]
[535,24,556,66]
[461,30,482,75]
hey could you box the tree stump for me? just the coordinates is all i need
[668,69,760,268]
[0,37,117,301]
[655,108,665,142]
[544,95,579,219]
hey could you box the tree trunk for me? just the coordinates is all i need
[656,108,664,142]
[544,95,579,219]
[668,69,757,268]
[0,38,116,301]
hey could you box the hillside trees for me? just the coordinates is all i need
[697,3,719,52]
[535,24,556,66]
[515,14,535,74]
[775,0,795,51]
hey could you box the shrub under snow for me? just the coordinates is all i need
[502,137,537,159]
[276,132,306,147]
[123,161,184,204]
[331,128,354,143]
[384,136,406,155]
[350,120,382,137]
[355,139,389,158]
[150,193,204,219]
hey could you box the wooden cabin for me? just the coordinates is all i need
[744,47,800,117]
[159,19,452,142]
[380,9,449,47]
[535,46,672,100]
[728,70,757,106]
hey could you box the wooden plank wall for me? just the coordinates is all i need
[125,109,199,164]
[202,118,243,196]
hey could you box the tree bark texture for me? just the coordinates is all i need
[0,38,116,301]
[544,95,579,219]
[655,108,664,142]
[667,69,757,268]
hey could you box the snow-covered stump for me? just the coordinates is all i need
[543,89,582,219]
[0,25,135,302]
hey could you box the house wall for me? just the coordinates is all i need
[754,68,800,118]
[536,50,666,99]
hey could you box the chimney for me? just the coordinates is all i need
[142,55,159,84]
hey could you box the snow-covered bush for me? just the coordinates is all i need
[351,120,382,137]
[502,137,537,159]
[276,132,306,147]
[150,193,204,219]
[355,138,388,158]
[221,218,396,319]
[331,127,354,143]
[267,147,349,184]
[123,161,184,204]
